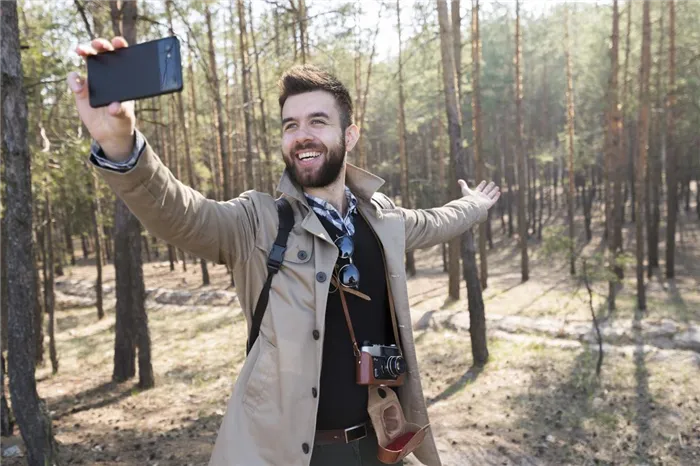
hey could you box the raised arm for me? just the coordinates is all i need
[93,139,258,267]
[400,180,500,251]
[68,36,258,267]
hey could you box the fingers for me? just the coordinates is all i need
[108,101,127,117]
[76,43,99,57]
[91,38,114,53]
[66,71,88,100]
[458,179,467,190]
[112,36,129,49]
[475,180,486,192]
[76,36,127,59]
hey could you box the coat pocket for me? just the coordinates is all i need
[242,336,277,413]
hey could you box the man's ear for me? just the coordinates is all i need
[344,124,360,152]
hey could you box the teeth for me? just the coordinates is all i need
[298,151,321,160]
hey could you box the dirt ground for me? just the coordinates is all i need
[2,202,700,465]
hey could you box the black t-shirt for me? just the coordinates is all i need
[314,211,397,430]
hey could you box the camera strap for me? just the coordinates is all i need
[335,278,362,358]
[246,197,294,356]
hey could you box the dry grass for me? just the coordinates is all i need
[3,200,700,465]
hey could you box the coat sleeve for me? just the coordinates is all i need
[374,193,489,252]
[92,141,258,269]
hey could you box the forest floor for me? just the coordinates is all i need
[2,201,700,466]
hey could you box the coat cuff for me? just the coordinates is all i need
[89,130,146,173]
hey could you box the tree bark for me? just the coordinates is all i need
[665,0,677,278]
[471,0,487,289]
[647,2,664,276]
[63,211,76,266]
[607,0,622,310]
[237,0,256,190]
[110,0,154,388]
[515,0,529,281]
[89,172,105,319]
[168,0,209,285]
[438,0,488,366]
[635,0,652,311]
[396,0,416,277]
[438,3,461,301]
[1,178,15,437]
[248,1,274,194]
[1,1,59,461]
[43,190,58,374]
[565,8,577,276]
[205,5,232,200]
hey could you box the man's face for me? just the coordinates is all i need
[281,90,347,188]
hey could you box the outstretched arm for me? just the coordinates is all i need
[400,180,500,251]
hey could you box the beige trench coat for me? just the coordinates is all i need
[94,141,489,466]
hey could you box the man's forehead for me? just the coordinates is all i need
[282,90,339,120]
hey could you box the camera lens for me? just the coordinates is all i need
[386,356,407,378]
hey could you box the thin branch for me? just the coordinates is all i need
[74,0,95,40]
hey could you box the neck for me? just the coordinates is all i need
[304,164,348,215]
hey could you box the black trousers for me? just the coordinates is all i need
[310,433,404,466]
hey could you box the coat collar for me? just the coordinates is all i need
[275,162,385,207]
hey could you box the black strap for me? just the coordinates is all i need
[246,198,294,355]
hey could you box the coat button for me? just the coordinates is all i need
[297,250,308,260]
[302,443,310,454]
[316,272,326,283]
[312,387,318,398]
[312,330,320,340]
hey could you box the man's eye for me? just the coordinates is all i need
[284,123,297,131]
[311,119,326,125]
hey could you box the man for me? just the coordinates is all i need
[68,37,500,466]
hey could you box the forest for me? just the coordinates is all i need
[1,0,699,464]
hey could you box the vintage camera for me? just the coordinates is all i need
[356,343,407,387]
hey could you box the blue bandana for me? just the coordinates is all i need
[304,187,358,236]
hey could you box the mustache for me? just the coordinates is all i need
[291,141,326,155]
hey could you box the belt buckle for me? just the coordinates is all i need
[344,423,367,443]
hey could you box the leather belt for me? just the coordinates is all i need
[315,422,369,445]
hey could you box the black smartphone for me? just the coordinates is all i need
[87,36,183,108]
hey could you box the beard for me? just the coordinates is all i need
[283,133,346,188]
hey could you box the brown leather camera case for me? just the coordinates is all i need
[367,386,429,464]
[356,352,406,387]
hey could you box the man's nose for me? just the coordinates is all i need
[293,127,313,145]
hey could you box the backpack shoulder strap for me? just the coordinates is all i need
[246,197,294,355]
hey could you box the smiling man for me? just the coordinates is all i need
[69,37,499,466]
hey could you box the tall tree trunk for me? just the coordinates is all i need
[1,176,15,437]
[471,0,487,289]
[438,9,460,301]
[248,1,274,194]
[647,3,664,276]
[44,190,58,373]
[614,2,630,279]
[205,5,232,200]
[565,8,577,276]
[665,0,677,278]
[607,0,622,310]
[110,0,154,388]
[168,0,209,285]
[63,212,76,266]
[1,1,58,461]
[515,0,529,281]
[438,0,488,366]
[237,0,256,190]
[396,0,416,277]
[635,0,652,311]
[89,173,105,319]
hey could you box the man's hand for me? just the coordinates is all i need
[458,179,500,210]
[67,37,136,162]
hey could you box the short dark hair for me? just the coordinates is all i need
[278,64,353,129]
